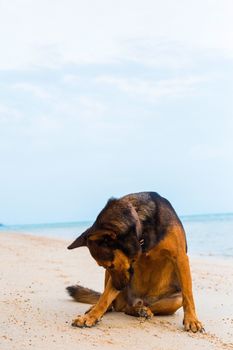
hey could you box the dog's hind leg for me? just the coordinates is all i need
[124,301,154,319]
[150,292,183,315]
[124,293,182,319]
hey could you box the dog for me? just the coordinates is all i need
[67,192,203,332]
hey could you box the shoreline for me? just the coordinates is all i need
[1,228,233,261]
[0,231,233,349]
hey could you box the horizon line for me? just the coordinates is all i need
[1,211,233,228]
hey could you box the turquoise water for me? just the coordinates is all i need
[1,213,233,257]
[182,213,233,257]
[0,221,91,241]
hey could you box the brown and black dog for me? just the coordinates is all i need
[67,192,203,332]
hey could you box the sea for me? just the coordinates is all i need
[1,213,233,258]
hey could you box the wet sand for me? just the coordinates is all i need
[0,232,233,350]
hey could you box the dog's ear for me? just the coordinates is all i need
[67,228,90,249]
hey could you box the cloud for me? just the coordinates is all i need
[0,103,22,123]
[1,0,233,70]
[96,75,208,102]
[12,83,52,99]
[122,39,196,69]
[63,74,81,84]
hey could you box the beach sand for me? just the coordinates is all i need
[0,232,232,350]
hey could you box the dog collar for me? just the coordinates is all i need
[139,238,145,247]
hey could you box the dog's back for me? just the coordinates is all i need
[120,191,187,252]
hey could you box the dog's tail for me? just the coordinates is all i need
[66,285,101,304]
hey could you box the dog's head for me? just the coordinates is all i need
[67,199,142,290]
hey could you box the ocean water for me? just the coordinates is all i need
[182,213,233,257]
[1,213,233,257]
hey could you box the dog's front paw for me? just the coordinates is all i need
[72,313,101,328]
[183,316,204,333]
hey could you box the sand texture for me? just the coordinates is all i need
[0,232,233,350]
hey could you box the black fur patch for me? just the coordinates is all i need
[69,191,187,260]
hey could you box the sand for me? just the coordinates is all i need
[0,232,233,350]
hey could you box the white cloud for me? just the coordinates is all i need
[12,83,52,99]
[63,74,81,84]
[0,103,22,123]
[77,96,107,115]
[96,75,208,102]
[1,0,233,69]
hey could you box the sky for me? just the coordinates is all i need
[0,0,233,225]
